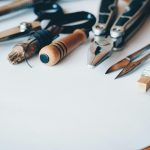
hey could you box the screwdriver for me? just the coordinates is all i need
[39,29,88,66]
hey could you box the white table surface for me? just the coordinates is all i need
[0,0,150,150]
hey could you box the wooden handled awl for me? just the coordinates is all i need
[39,29,88,66]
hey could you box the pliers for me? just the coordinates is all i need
[88,0,150,68]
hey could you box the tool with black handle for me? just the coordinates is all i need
[88,0,150,68]
[93,0,118,36]
[7,1,96,65]
[8,25,62,64]
[106,44,150,79]
[0,2,63,41]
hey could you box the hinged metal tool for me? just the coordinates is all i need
[88,0,150,68]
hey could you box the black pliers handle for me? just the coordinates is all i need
[93,0,118,36]
[111,0,150,49]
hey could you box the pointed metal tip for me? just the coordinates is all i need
[115,73,123,79]
[115,76,119,80]
[105,68,112,74]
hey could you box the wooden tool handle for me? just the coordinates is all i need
[0,0,33,16]
[39,29,87,66]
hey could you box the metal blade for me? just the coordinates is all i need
[115,62,138,79]
[87,36,113,68]
[106,43,150,74]
[126,43,150,61]
[115,53,150,79]
[0,21,41,42]
[105,58,130,74]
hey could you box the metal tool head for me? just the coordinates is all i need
[115,61,140,79]
[0,2,62,42]
[0,21,41,42]
[106,44,150,78]
[87,36,113,68]
[106,58,131,74]
[115,53,150,79]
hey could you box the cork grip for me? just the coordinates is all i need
[39,29,87,66]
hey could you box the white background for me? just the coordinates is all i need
[0,0,150,150]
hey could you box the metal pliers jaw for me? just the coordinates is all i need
[88,36,113,68]
[88,0,118,67]
[88,0,150,68]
